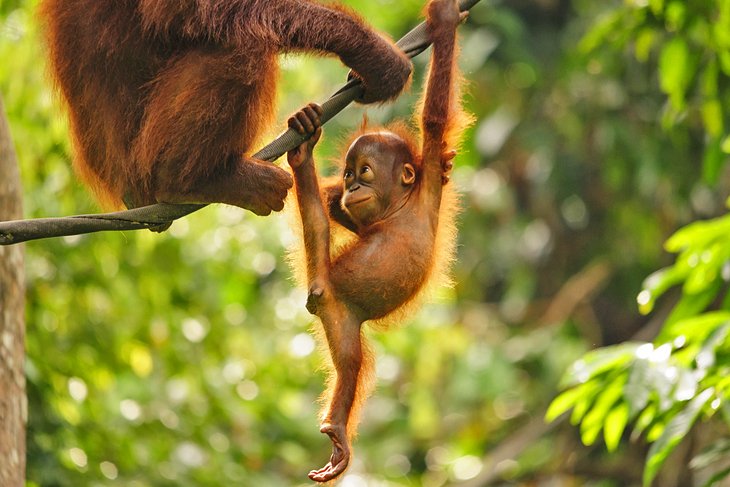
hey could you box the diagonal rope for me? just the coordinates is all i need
[0,0,481,246]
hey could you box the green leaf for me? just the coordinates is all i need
[580,378,625,446]
[665,1,687,31]
[604,403,630,452]
[674,369,699,403]
[663,286,726,337]
[695,323,730,370]
[562,343,639,387]
[664,223,702,253]
[638,267,686,315]
[702,59,719,97]
[659,312,730,344]
[625,357,651,415]
[721,135,730,154]
[580,419,604,447]
[650,0,664,16]
[684,244,723,294]
[632,403,658,441]
[701,102,724,138]
[625,349,675,414]
[647,421,666,442]
[659,37,691,110]
[570,381,601,425]
[643,388,715,486]
[703,137,724,184]
[546,385,590,423]
[663,216,730,253]
[635,28,656,62]
[720,51,730,76]
[579,11,625,54]
[715,3,730,50]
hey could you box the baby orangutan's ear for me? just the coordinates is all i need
[401,163,416,186]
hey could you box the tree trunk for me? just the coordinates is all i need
[0,94,26,486]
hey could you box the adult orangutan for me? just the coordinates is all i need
[39,0,412,215]
[286,0,470,481]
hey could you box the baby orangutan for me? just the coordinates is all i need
[287,0,469,482]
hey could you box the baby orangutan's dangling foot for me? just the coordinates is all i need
[308,423,350,483]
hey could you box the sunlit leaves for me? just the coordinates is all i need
[715,1,730,51]
[604,403,630,452]
[561,343,640,387]
[663,1,687,32]
[578,1,730,179]
[659,37,692,111]
[644,388,715,486]
[701,60,722,137]
[546,332,730,485]
[548,311,730,484]
[634,28,657,62]
[637,267,683,315]
[579,11,626,54]
[638,214,730,319]
[579,377,625,447]
[649,0,664,17]
[545,382,595,423]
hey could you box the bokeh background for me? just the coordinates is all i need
[3,0,730,485]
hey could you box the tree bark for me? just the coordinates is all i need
[0,94,26,486]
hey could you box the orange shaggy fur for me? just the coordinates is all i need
[39,0,412,214]
[287,43,472,442]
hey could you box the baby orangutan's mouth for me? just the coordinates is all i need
[347,195,372,206]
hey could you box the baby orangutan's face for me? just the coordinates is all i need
[341,132,416,228]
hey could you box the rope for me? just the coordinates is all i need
[0,0,481,246]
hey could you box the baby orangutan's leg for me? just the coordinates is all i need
[309,310,365,483]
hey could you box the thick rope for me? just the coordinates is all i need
[0,0,481,246]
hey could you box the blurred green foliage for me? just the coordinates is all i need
[4,0,730,485]
[548,1,730,486]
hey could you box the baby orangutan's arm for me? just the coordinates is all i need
[288,104,365,483]
[420,0,463,206]
[287,103,330,302]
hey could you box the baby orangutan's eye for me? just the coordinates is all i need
[360,165,374,183]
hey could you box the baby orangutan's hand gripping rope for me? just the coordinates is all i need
[287,0,470,482]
